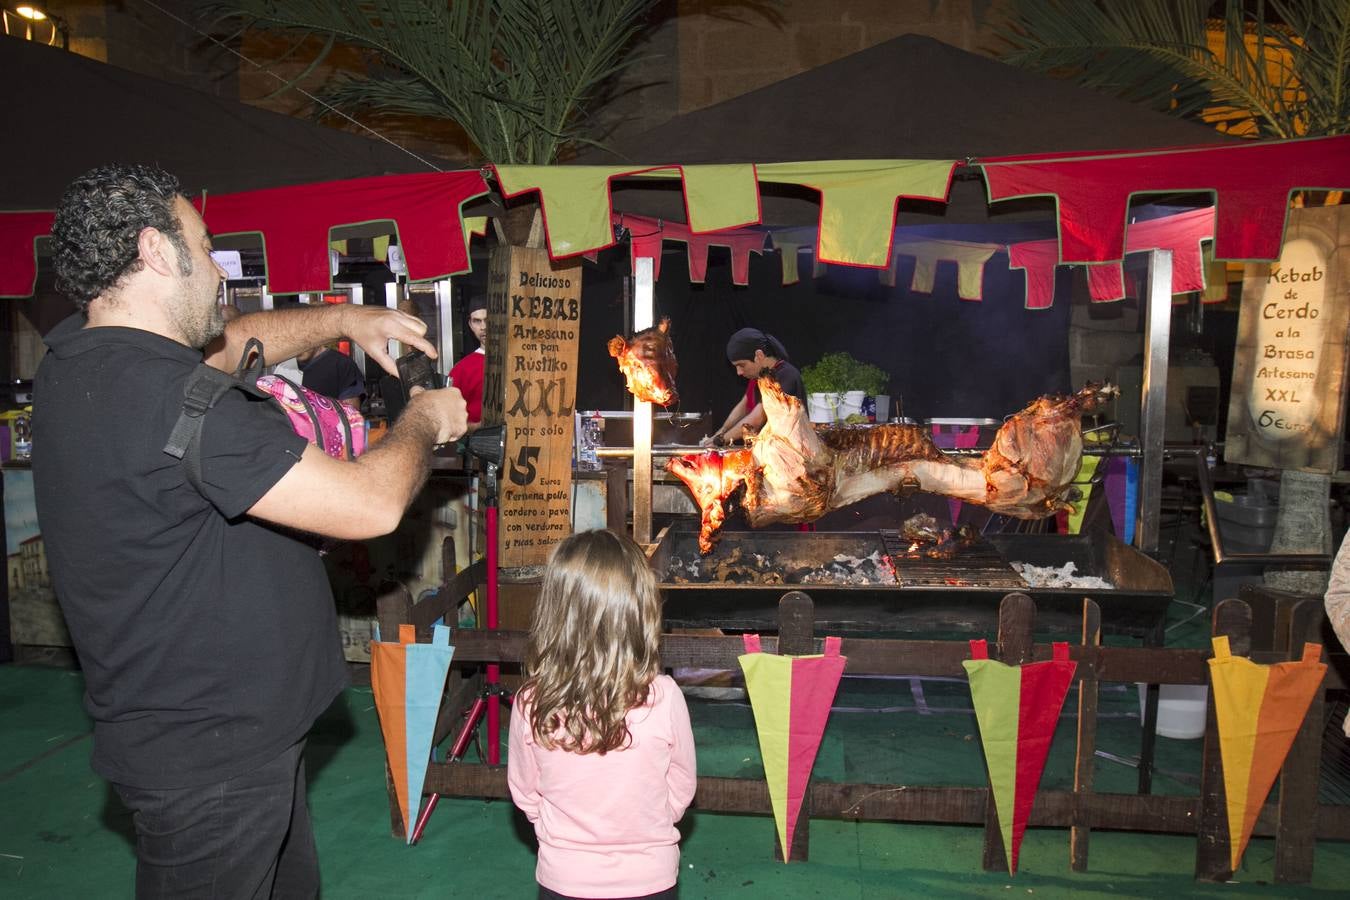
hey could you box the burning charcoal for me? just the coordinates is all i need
[712,547,746,582]
[1010,560,1114,590]
[901,513,942,543]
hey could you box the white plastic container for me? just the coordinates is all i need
[836,390,866,420]
[1137,683,1208,740]
[807,392,840,423]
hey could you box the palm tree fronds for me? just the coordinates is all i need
[193,0,670,164]
[991,0,1350,139]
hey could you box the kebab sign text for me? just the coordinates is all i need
[1226,206,1350,471]
[482,246,582,567]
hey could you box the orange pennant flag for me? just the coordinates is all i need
[1208,636,1325,871]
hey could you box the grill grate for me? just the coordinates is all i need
[879,529,1029,590]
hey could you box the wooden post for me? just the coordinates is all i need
[441,535,458,587]
[982,592,1035,873]
[432,536,462,744]
[1138,619,1165,794]
[1274,599,1326,884]
[775,591,816,863]
[605,461,627,532]
[1070,599,1102,872]
[481,244,582,568]
[1195,597,1252,881]
[376,582,414,647]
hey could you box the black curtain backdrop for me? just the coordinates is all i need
[572,229,1074,426]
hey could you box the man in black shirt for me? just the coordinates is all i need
[704,327,806,445]
[297,344,366,411]
[34,164,468,898]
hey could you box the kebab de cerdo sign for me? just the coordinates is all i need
[1226,205,1350,473]
[481,246,582,568]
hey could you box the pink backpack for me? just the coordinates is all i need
[164,338,366,493]
[254,374,366,460]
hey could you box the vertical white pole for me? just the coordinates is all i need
[385,281,401,362]
[633,256,655,545]
[1137,249,1172,553]
[437,279,456,378]
[348,283,366,373]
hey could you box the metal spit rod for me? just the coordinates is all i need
[596,444,1144,459]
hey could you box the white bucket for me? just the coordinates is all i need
[807,392,841,423]
[1136,683,1208,740]
[836,390,865,420]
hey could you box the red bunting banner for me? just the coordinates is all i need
[200,171,489,294]
[981,136,1350,265]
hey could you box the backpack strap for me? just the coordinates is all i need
[163,340,270,493]
[234,337,267,381]
[271,373,327,450]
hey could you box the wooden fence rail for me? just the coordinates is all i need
[378,583,1350,883]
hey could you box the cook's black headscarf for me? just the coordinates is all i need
[726,327,788,363]
[466,295,488,314]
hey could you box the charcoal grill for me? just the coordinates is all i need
[650,526,1174,642]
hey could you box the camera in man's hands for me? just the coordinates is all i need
[396,350,442,393]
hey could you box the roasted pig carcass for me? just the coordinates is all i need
[666,447,756,551]
[608,317,678,406]
[667,380,1116,553]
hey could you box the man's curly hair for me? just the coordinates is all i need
[51,164,189,311]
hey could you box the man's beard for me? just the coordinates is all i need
[168,267,226,349]
[160,236,224,348]
[180,302,226,349]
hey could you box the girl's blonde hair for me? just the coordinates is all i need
[521,529,663,754]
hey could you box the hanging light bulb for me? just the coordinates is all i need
[4,4,66,47]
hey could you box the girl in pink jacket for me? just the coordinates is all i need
[508,529,697,900]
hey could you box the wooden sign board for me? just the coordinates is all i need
[481,245,582,567]
[1225,206,1350,472]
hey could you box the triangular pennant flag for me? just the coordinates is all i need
[371,623,456,842]
[738,633,846,860]
[1209,636,1326,870]
[963,640,1076,873]
[1101,456,1138,545]
[1064,454,1101,534]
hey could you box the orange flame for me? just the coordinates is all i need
[607,317,678,406]
[665,449,755,553]
[611,346,675,405]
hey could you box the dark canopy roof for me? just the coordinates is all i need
[578,34,1231,226]
[590,33,1229,164]
[0,35,455,210]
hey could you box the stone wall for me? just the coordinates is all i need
[39,0,237,97]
